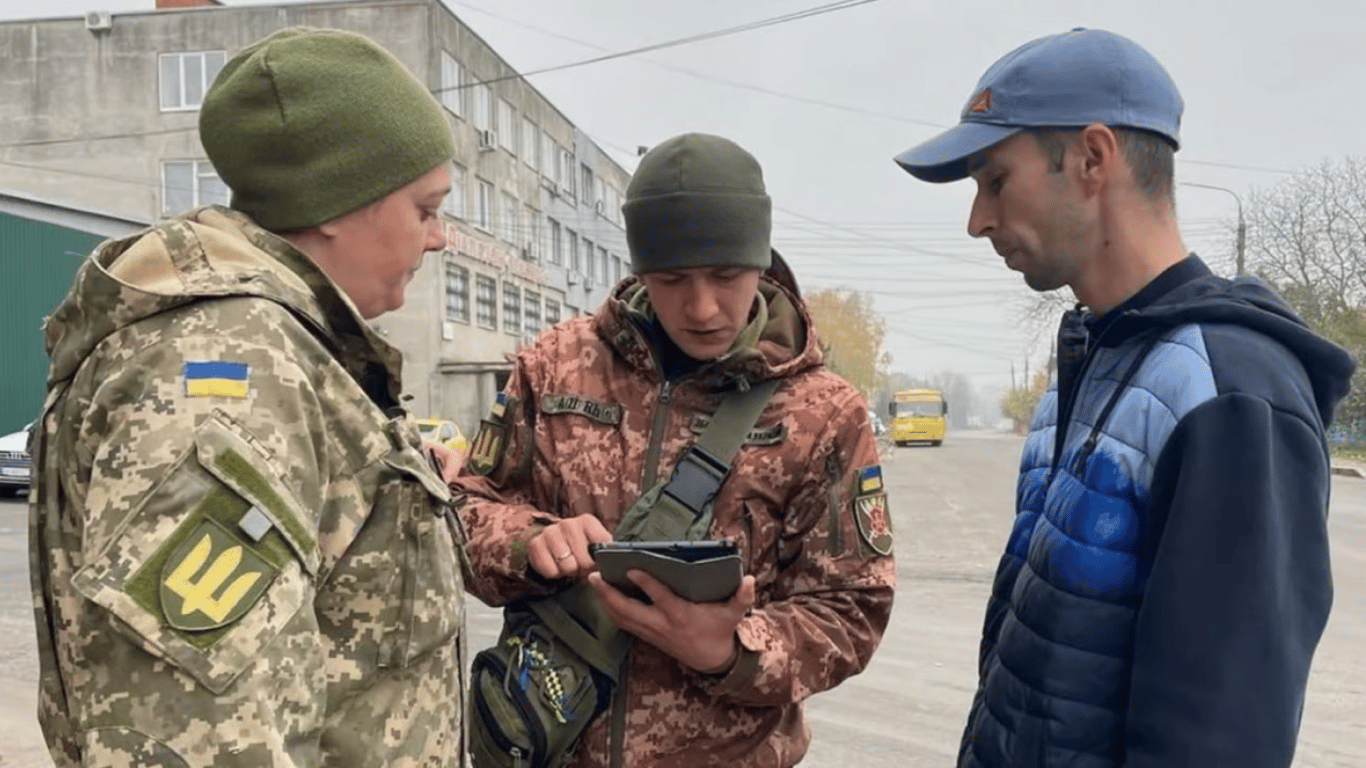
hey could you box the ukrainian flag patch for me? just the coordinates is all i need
[858,465,883,494]
[184,361,250,398]
[491,391,508,419]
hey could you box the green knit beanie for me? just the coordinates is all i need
[199,27,454,232]
[624,133,772,273]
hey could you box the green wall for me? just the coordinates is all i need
[0,212,103,434]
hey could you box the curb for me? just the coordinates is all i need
[1331,465,1365,479]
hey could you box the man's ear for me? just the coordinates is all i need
[1077,123,1120,193]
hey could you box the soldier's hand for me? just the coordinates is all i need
[587,568,757,674]
[527,516,613,580]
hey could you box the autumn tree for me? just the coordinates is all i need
[1244,157,1366,426]
[805,287,891,399]
[1000,366,1050,434]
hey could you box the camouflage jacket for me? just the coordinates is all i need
[455,273,896,768]
[29,207,465,767]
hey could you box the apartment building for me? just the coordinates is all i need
[0,0,633,431]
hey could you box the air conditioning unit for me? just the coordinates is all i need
[476,129,496,151]
[594,200,605,214]
[566,272,579,286]
[85,10,112,32]
[442,321,455,341]
[521,243,536,261]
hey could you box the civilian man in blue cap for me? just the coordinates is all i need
[895,28,1353,768]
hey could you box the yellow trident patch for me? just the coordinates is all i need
[159,518,277,631]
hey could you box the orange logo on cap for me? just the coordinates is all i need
[970,88,992,114]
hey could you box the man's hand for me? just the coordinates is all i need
[588,568,757,674]
[527,516,614,580]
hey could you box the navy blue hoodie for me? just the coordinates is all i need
[960,256,1355,768]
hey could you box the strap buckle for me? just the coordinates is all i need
[661,444,730,517]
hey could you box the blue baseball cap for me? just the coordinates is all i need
[894,28,1183,183]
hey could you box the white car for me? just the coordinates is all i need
[0,423,32,497]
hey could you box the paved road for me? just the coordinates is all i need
[1,431,1362,766]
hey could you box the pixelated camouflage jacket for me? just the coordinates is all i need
[454,268,896,768]
[29,206,465,767]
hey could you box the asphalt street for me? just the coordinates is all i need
[0,431,1362,766]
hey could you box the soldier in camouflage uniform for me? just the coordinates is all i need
[29,28,466,766]
[455,133,896,767]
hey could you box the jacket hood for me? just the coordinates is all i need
[594,249,822,388]
[1101,261,1356,427]
[43,206,395,390]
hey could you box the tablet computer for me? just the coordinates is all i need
[589,540,742,604]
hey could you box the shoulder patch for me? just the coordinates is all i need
[854,491,893,556]
[857,465,884,494]
[160,517,278,632]
[467,392,516,476]
[540,393,623,425]
[184,360,249,398]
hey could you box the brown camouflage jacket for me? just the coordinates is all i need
[455,273,896,768]
[29,206,465,767]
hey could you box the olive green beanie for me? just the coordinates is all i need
[199,27,454,231]
[623,133,772,273]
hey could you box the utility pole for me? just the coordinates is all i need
[1181,182,1246,276]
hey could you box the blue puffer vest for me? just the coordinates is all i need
[959,323,1218,768]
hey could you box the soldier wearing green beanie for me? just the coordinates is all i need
[31,27,466,768]
[456,132,893,768]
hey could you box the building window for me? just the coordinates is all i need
[473,83,492,131]
[444,164,467,220]
[159,51,226,111]
[596,178,607,213]
[502,282,522,335]
[613,254,624,283]
[522,117,538,170]
[567,228,580,273]
[541,131,557,181]
[444,260,470,323]
[524,204,540,259]
[161,160,229,214]
[599,247,611,286]
[584,237,596,284]
[525,290,542,335]
[497,99,517,152]
[476,274,498,329]
[581,164,595,208]
[476,179,493,231]
[545,298,561,326]
[548,218,562,266]
[500,191,518,243]
[439,51,464,117]
[560,148,576,199]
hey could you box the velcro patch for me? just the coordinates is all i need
[689,415,787,446]
[184,360,249,398]
[854,492,893,556]
[540,393,623,425]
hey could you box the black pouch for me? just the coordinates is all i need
[469,603,609,768]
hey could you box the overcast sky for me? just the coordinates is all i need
[2,0,1361,388]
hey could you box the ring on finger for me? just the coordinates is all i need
[556,550,574,560]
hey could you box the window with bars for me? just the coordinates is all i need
[475,274,497,329]
[439,51,464,116]
[159,51,226,111]
[161,160,229,215]
[502,282,522,334]
[524,290,542,335]
[444,261,470,323]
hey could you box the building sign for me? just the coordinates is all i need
[445,223,548,285]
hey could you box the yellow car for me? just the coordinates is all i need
[414,417,469,467]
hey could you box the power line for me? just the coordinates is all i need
[440,0,884,93]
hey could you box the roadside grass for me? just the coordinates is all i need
[1330,444,1366,463]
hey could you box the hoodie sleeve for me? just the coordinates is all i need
[1124,391,1332,767]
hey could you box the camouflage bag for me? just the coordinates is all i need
[468,381,778,768]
